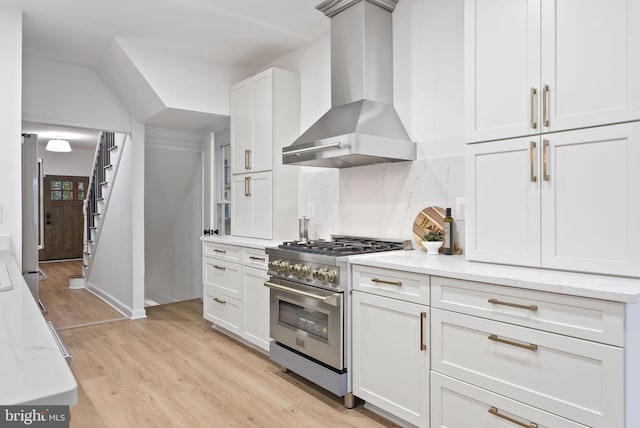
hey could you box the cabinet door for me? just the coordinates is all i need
[250,71,274,173]
[464,0,540,143]
[231,172,272,239]
[231,175,252,237]
[352,291,429,427]
[541,0,640,132]
[249,172,273,240]
[231,81,252,174]
[466,137,541,266]
[241,266,270,352]
[541,122,640,276]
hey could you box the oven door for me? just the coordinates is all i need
[265,278,344,371]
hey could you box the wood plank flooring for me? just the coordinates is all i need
[60,300,397,427]
[39,260,125,329]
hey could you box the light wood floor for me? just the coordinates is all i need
[60,300,397,428]
[39,260,125,329]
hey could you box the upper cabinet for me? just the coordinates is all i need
[229,68,300,241]
[465,0,640,144]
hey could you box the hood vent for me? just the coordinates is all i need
[282,0,416,168]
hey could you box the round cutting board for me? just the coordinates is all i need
[413,206,445,251]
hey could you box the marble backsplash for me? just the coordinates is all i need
[297,155,465,250]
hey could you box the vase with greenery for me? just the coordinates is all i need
[422,228,443,255]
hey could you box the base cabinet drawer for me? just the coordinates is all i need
[431,372,588,428]
[352,265,429,304]
[202,241,242,261]
[431,308,623,427]
[203,257,242,298]
[203,286,241,336]
[431,276,624,346]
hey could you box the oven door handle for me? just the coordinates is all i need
[264,281,341,307]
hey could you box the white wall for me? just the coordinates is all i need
[22,55,132,133]
[40,147,95,177]
[267,0,466,245]
[119,41,254,116]
[0,6,22,262]
[145,128,203,304]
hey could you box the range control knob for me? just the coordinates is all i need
[323,270,337,283]
[275,260,289,274]
[298,265,311,278]
[290,264,302,275]
[312,268,325,280]
[268,260,278,271]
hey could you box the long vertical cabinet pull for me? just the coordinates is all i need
[246,176,252,197]
[244,176,249,196]
[543,139,550,181]
[530,88,537,129]
[419,312,427,351]
[542,84,550,127]
[244,149,252,170]
[530,141,537,182]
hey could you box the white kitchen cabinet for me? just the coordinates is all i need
[241,266,270,351]
[352,265,430,427]
[467,121,640,276]
[465,0,640,143]
[202,240,270,353]
[431,372,588,428]
[431,307,623,427]
[229,67,300,241]
[231,171,273,240]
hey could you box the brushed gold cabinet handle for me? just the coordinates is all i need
[529,141,537,182]
[213,297,226,305]
[371,278,402,286]
[489,407,538,428]
[488,334,538,351]
[543,139,550,181]
[542,84,550,127]
[213,265,226,271]
[213,249,226,254]
[529,87,537,129]
[419,312,427,351]
[244,149,251,170]
[488,298,538,312]
[249,256,265,261]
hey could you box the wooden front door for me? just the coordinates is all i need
[40,175,89,261]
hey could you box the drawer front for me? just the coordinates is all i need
[242,248,268,270]
[203,257,242,298]
[431,308,623,427]
[203,286,241,335]
[352,265,429,304]
[431,276,624,346]
[431,372,587,428]
[202,241,242,262]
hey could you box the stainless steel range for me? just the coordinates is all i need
[265,235,410,408]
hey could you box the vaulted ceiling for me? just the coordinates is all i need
[2,0,329,69]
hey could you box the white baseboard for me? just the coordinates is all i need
[130,308,147,320]
[68,276,85,290]
[85,282,133,318]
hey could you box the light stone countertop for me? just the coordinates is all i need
[348,250,640,303]
[201,235,281,250]
[0,250,78,406]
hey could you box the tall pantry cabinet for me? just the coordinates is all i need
[230,68,300,240]
[465,0,640,277]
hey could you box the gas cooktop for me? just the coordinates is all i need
[278,235,410,257]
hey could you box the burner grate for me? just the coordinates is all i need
[278,237,406,256]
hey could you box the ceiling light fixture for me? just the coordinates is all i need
[46,139,72,152]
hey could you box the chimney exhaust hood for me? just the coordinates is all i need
[282,0,416,168]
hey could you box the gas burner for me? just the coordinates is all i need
[279,236,408,257]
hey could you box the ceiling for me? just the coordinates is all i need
[1,0,329,69]
[7,0,329,141]
[22,122,100,151]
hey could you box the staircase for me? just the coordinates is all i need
[82,131,125,279]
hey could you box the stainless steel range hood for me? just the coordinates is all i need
[282,0,416,168]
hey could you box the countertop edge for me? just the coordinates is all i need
[348,252,640,304]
